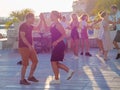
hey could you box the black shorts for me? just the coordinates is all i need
[51,41,65,61]
[114,30,120,42]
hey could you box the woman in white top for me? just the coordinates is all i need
[100,11,113,60]
[95,13,104,56]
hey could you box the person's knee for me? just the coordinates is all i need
[51,61,58,64]
[113,41,117,44]
[22,65,28,69]
[22,60,29,67]
[33,59,38,66]
[35,60,38,65]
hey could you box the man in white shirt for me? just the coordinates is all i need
[109,5,120,59]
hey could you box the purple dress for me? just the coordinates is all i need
[80,20,88,39]
[70,22,79,40]
[81,27,88,39]
[71,26,79,40]
[50,25,65,61]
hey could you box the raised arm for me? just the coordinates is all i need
[33,13,43,30]
[91,19,102,27]
[41,14,50,32]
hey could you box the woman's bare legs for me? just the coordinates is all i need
[51,61,59,80]
[80,39,84,54]
[74,39,79,56]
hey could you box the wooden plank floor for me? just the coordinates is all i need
[0,48,120,90]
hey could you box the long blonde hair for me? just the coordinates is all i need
[70,13,79,27]
[70,13,78,22]
[51,11,61,20]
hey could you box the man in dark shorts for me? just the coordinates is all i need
[19,13,43,85]
[109,5,120,59]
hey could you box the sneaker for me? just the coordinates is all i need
[97,51,103,57]
[17,61,22,65]
[50,80,60,84]
[20,79,31,85]
[116,54,120,59]
[104,58,110,61]
[74,56,79,60]
[80,52,83,55]
[66,69,74,80]
[28,76,39,82]
[85,52,92,56]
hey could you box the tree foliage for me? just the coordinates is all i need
[72,0,120,15]
[5,8,34,29]
[10,8,34,21]
[92,0,120,15]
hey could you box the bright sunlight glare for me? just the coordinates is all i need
[0,0,74,17]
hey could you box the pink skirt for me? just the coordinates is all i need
[81,29,88,39]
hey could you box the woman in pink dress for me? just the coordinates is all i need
[80,14,92,56]
[69,14,80,59]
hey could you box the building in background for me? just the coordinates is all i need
[72,0,97,15]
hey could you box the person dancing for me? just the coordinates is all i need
[80,14,92,56]
[42,11,74,84]
[69,13,80,59]
[19,13,43,85]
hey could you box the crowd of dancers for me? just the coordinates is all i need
[18,4,120,85]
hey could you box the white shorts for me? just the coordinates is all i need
[97,30,104,40]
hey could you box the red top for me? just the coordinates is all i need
[18,23,33,48]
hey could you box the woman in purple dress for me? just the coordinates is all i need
[42,11,74,84]
[70,13,80,60]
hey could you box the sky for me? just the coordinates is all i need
[0,0,74,17]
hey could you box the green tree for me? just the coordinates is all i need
[92,0,120,15]
[5,18,18,29]
[5,8,34,29]
[86,0,97,15]
[72,0,120,15]
[72,0,97,16]
[10,8,34,21]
